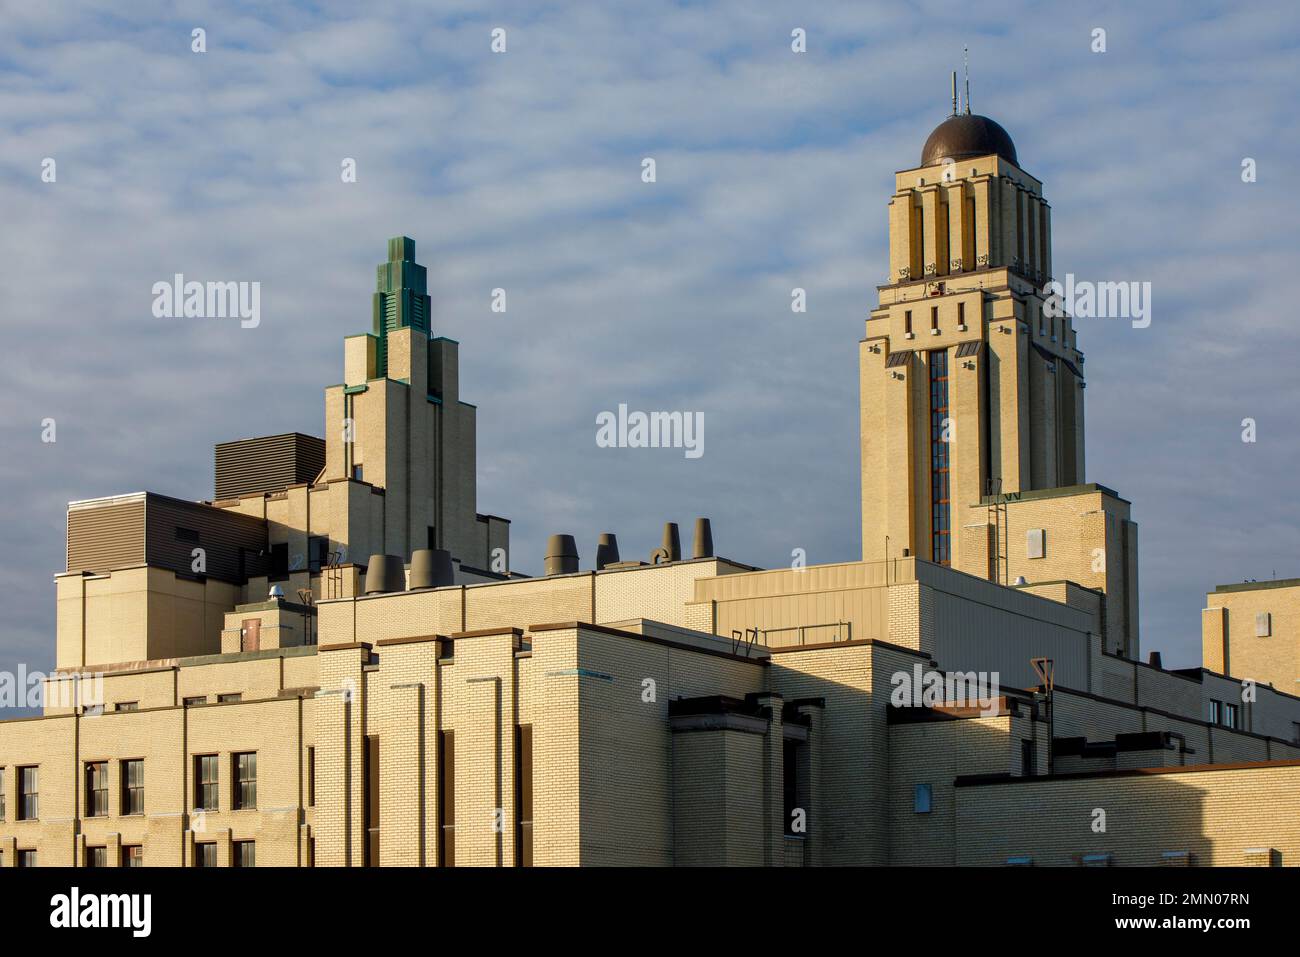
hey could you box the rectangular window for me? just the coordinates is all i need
[195,843,216,868]
[114,701,138,712]
[438,731,455,867]
[0,767,5,821]
[917,207,926,277]
[86,846,107,868]
[1256,612,1272,637]
[122,845,143,867]
[930,305,939,333]
[183,696,207,707]
[233,841,255,868]
[1207,700,1221,725]
[914,783,933,814]
[18,849,36,868]
[967,197,977,262]
[1021,739,1036,776]
[122,759,144,815]
[928,349,951,566]
[308,535,329,573]
[175,526,199,544]
[351,465,364,482]
[269,542,289,580]
[515,726,533,866]
[783,738,803,836]
[218,693,242,703]
[1223,703,1238,730]
[195,754,218,811]
[234,752,257,810]
[307,747,315,807]
[18,766,37,820]
[364,736,379,867]
[957,301,966,326]
[904,309,912,336]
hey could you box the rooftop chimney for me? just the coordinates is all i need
[692,518,714,559]
[1148,651,1163,670]
[409,548,454,589]
[544,534,579,576]
[364,554,406,594]
[595,533,620,570]
[650,522,681,564]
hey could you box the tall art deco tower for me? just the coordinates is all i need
[859,91,1141,659]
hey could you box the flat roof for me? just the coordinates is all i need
[956,758,1300,787]
[1212,578,1300,594]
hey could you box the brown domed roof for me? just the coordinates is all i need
[921,114,1018,167]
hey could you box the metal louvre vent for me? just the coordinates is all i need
[1031,342,1057,365]
[885,350,913,368]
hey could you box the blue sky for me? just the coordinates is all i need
[1,0,1298,688]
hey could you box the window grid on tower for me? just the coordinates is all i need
[929,349,951,566]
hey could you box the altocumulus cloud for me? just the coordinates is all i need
[0,0,1298,702]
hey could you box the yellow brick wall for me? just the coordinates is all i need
[955,762,1300,866]
[1205,583,1300,697]
[887,713,1021,864]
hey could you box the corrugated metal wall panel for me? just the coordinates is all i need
[145,495,268,583]
[67,496,146,572]
[66,492,267,583]
[214,432,326,500]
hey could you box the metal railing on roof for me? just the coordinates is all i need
[746,620,853,649]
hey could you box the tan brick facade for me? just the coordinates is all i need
[3,128,1297,870]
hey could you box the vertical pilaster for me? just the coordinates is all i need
[754,692,784,866]
[315,644,368,866]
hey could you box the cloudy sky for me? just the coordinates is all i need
[1,0,1297,689]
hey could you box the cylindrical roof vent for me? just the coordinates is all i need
[650,522,681,564]
[365,554,406,594]
[692,517,714,559]
[595,533,620,570]
[410,548,455,589]
[544,534,579,576]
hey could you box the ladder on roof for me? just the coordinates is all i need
[324,550,346,600]
[986,478,1008,586]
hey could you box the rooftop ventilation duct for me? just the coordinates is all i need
[364,554,406,594]
[692,518,714,559]
[650,522,681,564]
[595,533,620,570]
[409,548,454,589]
[544,534,579,576]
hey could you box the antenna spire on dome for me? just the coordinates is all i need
[963,46,971,115]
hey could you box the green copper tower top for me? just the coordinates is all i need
[372,236,431,375]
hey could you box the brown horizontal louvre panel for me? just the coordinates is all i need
[885,350,913,368]
[955,340,982,358]
[214,432,326,500]
[67,494,146,573]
